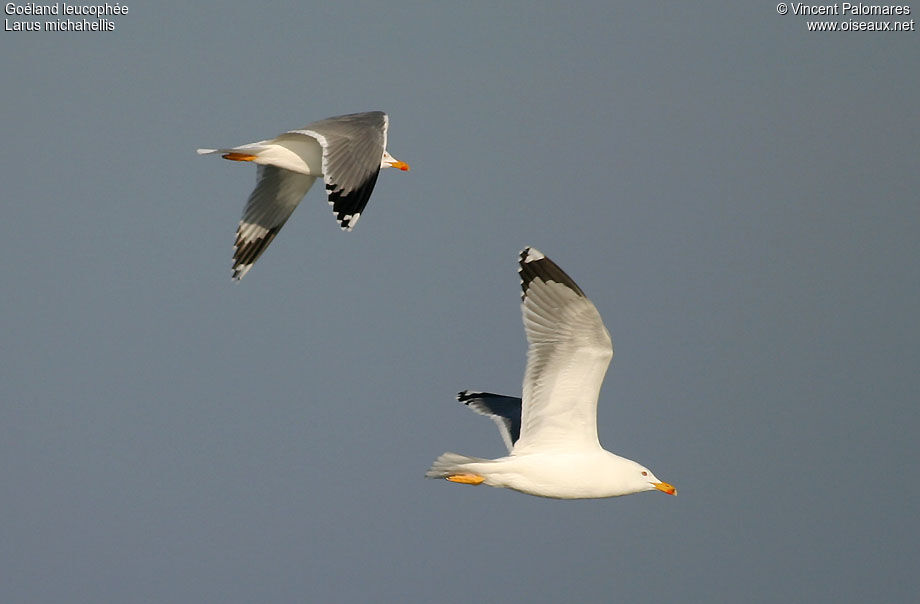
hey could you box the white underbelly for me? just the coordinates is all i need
[260,135,324,175]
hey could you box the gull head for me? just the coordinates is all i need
[637,465,677,496]
[381,150,410,171]
[595,455,676,497]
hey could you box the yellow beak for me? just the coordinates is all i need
[388,160,410,171]
[653,482,677,495]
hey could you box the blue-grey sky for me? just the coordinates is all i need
[2,2,918,602]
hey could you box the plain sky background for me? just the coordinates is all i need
[2,2,918,602]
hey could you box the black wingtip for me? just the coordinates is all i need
[517,247,586,300]
[231,226,283,281]
[457,390,482,404]
[326,169,380,231]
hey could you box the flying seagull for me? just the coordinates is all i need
[427,248,676,499]
[198,111,409,280]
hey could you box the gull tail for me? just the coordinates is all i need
[426,452,488,479]
[197,142,269,156]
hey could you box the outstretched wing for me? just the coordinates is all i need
[515,247,613,452]
[232,165,316,280]
[284,111,388,231]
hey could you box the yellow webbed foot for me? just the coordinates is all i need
[222,153,258,162]
[446,473,485,485]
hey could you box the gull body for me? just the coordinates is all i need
[431,450,668,499]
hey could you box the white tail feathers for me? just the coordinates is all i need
[425,452,486,479]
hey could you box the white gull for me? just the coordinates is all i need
[427,248,676,499]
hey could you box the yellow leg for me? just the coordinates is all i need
[222,153,258,162]
[446,473,485,485]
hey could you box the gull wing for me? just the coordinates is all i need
[283,111,388,231]
[232,165,316,280]
[515,248,613,452]
[457,390,523,453]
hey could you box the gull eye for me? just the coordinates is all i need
[641,471,648,476]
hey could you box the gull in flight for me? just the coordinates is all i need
[198,111,409,280]
[427,248,676,499]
